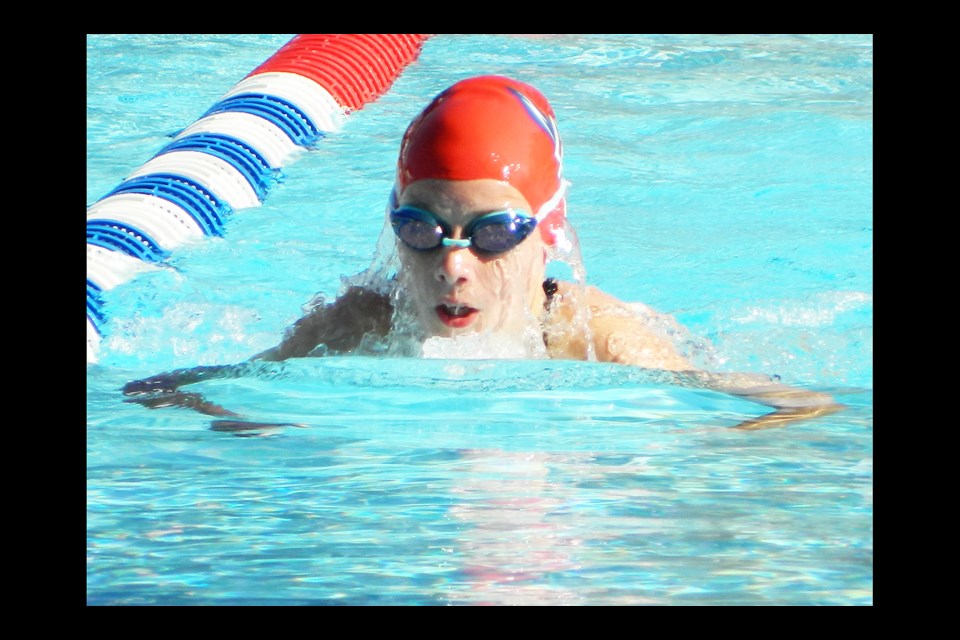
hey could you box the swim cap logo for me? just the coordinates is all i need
[507,87,563,182]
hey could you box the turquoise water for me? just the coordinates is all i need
[86,34,873,605]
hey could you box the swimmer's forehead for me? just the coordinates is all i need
[398,179,532,217]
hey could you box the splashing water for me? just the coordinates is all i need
[318,212,619,362]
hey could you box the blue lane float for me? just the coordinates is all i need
[87,34,431,363]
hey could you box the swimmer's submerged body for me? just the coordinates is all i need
[124,275,841,432]
[121,75,844,432]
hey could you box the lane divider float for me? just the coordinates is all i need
[87,34,431,363]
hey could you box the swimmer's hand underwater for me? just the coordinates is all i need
[122,365,308,435]
[679,370,845,431]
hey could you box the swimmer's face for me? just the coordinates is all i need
[395,179,548,340]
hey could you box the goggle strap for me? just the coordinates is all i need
[534,179,569,223]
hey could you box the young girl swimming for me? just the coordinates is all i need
[124,75,843,431]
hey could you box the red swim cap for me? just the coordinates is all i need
[395,75,566,246]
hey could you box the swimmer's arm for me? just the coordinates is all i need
[121,363,307,432]
[579,288,844,429]
[254,286,393,361]
[121,287,392,431]
[678,370,845,430]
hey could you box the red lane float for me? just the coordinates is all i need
[87,34,431,363]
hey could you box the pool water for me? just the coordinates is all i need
[86,34,873,605]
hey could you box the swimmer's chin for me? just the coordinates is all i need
[418,319,548,360]
[421,332,532,360]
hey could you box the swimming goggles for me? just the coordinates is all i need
[390,205,538,255]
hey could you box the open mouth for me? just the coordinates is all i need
[436,303,478,328]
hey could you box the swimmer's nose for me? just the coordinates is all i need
[435,244,474,285]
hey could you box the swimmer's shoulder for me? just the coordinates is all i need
[545,279,692,371]
[546,279,631,310]
[255,285,393,361]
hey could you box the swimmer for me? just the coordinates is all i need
[123,75,843,431]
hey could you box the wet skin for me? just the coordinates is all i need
[395,179,548,341]
[123,178,844,432]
